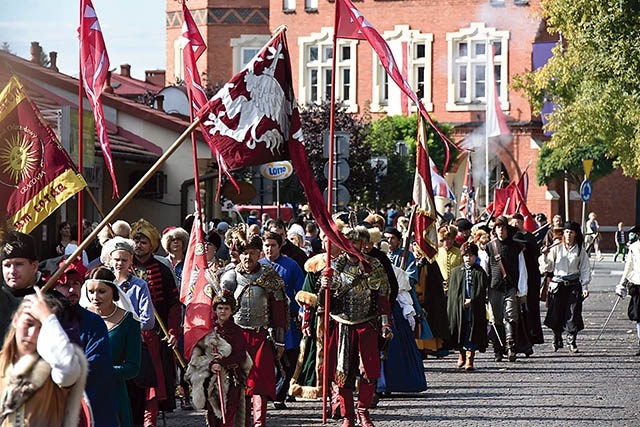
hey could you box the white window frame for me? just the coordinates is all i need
[446,22,510,112]
[173,38,186,83]
[305,0,318,11]
[370,25,433,114]
[230,34,271,74]
[283,0,296,12]
[298,27,359,113]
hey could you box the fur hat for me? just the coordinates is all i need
[161,227,189,254]
[130,219,161,253]
[1,231,37,261]
[100,236,136,265]
[227,227,262,253]
[212,293,236,312]
[460,242,479,257]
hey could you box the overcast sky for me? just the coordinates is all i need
[0,0,166,80]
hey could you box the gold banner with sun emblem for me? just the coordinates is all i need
[0,76,87,234]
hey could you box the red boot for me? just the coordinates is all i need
[338,387,355,427]
[252,395,267,427]
[356,381,376,427]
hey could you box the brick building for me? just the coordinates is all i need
[165,0,637,247]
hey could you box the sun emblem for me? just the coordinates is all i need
[0,130,38,184]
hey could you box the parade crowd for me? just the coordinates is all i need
[1,205,639,427]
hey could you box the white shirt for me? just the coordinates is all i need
[539,243,592,291]
[620,240,640,286]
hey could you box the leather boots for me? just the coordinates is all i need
[464,351,475,371]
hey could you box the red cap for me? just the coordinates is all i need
[58,258,88,279]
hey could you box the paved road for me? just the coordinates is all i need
[163,253,639,426]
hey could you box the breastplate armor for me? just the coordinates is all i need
[330,258,378,325]
[221,268,272,328]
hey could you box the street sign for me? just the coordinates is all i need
[323,185,350,210]
[370,156,388,176]
[322,131,350,158]
[260,161,293,180]
[583,159,594,180]
[580,179,592,202]
[323,159,350,183]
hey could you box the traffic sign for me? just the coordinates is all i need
[323,185,350,210]
[583,159,593,180]
[323,159,350,183]
[580,179,592,202]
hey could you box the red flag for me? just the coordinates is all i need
[485,44,510,139]
[181,2,207,110]
[335,0,460,170]
[79,0,118,197]
[198,29,370,269]
[180,214,211,360]
[412,117,437,261]
[0,76,87,235]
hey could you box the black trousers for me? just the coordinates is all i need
[544,282,584,334]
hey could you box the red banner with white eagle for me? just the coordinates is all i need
[197,28,370,268]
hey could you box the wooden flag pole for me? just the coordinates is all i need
[42,117,202,292]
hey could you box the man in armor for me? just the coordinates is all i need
[220,230,288,427]
[320,226,393,427]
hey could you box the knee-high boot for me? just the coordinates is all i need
[252,395,268,427]
[338,387,355,427]
[356,381,376,427]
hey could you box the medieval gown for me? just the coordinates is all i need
[108,311,142,427]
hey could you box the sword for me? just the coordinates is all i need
[594,296,622,345]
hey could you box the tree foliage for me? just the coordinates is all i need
[366,114,454,205]
[278,102,375,207]
[512,0,640,181]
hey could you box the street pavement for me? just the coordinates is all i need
[163,252,639,426]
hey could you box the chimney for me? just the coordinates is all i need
[30,42,42,64]
[103,71,114,94]
[145,70,166,87]
[49,51,59,72]
[155,95,164,111]
[120,64,131,78]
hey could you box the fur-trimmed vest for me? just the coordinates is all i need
[0,345,88,427]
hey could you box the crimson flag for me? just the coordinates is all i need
[335,0,459,169]
[80,0,118,197]
[197,29,370,269]
[412,117,437,261]
[486,44,510,139]
[181,2,207,110]
[0,76,87,235]
[180,214,211,360]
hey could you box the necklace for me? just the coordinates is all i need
[100,304,118,319]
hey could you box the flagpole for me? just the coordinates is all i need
[485,40,490,210]
[321,6,341,424]
[78,2,85,243]
[42,117,202,292]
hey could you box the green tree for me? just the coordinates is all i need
[536,138,613,188]
[366,114,454,206]
[277,102,375,207]
[512,0,640,181]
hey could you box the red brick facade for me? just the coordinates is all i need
[165,0,636,242]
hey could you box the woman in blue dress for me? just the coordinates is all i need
[85,267,141,426]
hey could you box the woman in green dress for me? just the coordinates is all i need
[85,267,142,426]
